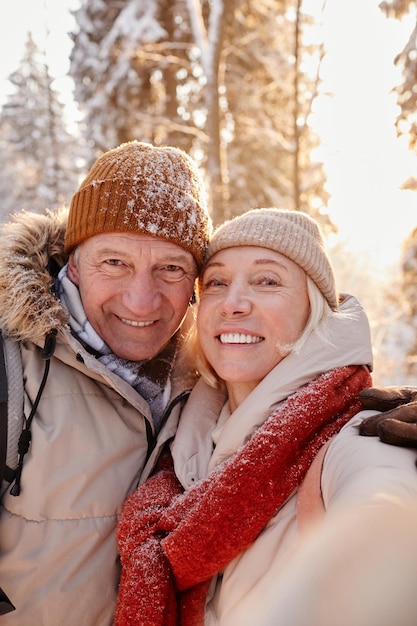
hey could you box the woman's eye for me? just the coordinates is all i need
[203,278,226,289]
[258,276,279,286]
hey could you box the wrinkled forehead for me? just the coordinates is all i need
[77,231,197,267]
[203,245,305,274]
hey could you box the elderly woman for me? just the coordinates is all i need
[115,209,417,626]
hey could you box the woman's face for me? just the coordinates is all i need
[198,246,311,408]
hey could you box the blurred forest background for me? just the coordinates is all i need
[0,0,416,385]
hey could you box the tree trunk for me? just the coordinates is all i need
[205,0,235,225]
[293,0,302,211]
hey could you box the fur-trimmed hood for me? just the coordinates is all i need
[0,208,70,344]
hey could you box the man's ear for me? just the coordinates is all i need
[68,251,80,285]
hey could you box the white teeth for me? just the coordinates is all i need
[122,319,154,327]
[219,333,263,344]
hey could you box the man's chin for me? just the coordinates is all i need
[109,339,166,362]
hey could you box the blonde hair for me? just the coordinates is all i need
[186,277,334,388]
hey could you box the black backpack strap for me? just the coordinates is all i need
[0,330,24,490]
[0,588,15,615]
[0,332,16,614]
[0,330,8,488]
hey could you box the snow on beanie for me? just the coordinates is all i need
[65,141,212,268]
[204,208,338,309]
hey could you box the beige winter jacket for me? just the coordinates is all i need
[0,209,197,625]
[171,294,417,625]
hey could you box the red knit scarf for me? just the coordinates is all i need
[115,364,372,626]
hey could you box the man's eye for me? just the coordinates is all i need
[159,265,190,281]
[106,259,122,266]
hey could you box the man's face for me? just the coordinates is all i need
[68,232,197,361]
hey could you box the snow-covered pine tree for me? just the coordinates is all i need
[379,0,417,182]
[70,0,329,228]
[0,33,82,219]
[70,0,194,154]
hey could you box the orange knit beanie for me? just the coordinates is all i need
[65,141,212,268]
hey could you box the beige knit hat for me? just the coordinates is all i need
[204,208,338,309]
[65,141,212,268]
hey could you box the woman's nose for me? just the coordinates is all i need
[220,284,251,317]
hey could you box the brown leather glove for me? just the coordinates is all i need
[359,387,417,447]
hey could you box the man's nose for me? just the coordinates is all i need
[122,271,162,314]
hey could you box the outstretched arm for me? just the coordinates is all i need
[359,386,417,447]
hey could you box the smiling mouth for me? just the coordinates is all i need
[121,318,155,327]
[218,333,264,344]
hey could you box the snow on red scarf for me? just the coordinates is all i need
[115,364,372,626]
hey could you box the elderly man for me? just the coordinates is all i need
[0,141,211,625]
